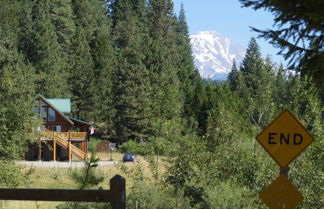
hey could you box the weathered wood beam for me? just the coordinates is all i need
[0,175,126,209]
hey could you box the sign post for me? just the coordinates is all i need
[256,110,314,209]
[109,143,116,161]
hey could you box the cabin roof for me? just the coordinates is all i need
[36,95,74,125]
[35,95,92,127]
[68,116,92,126]
[47,99,71,113]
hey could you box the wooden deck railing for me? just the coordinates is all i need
[69,132,87,139]
[53,132,87,160]
[0,175,126,209]
[40,132,87,140]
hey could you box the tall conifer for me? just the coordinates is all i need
[109,0,152,142]
[70,26,95,120]
[147,0,181,122]
[239,38,275,128]
[29,0,70,97]
[227,59,239,91]
[176,3,202,131]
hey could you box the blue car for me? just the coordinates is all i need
[123,153,136,162]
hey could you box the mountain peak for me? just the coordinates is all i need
[190,31,245,80]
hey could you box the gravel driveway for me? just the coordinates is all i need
[16,161,118,168]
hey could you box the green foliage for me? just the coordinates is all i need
[240,0,324,102]
[227,60,239,91]
[30,0,70,97]
[127,181,191,209]
[1,1,322,208]
[119,140,154,156]
[70,26,95,120]
[0,161,24,187]
[203,181,254,209]
[0,29,36,161]
[110,0,152,143]
[71,138,104,189]
[238,38,276,128]
[146,0,182,124]
[56,202,109,209]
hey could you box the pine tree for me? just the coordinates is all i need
[272,65,288,109]
[90,9,116,139]
[146,0,181,124]
[18,0,35,60]
[0,3,36,163]
[240,0,324,86]
[70,0,116,126]
[227,59,239,91]
[239,38,275,128]
[0,16,38,187]
[176,3,202,132]
[109,0,152,142]
[29,0,70,97]
[48,0,75,57]
[70,26,95,120]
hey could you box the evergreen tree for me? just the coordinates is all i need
[71,0,116,128]
[240,0,324,86]
[239,38,275,128]
[227,59,239,91]
[29,0,70,97]
[176,3,202,133]
[70,26,95,120]
[18,0,35,61]
[240,38,263,92]
[0,21,37,186]
[146,0,181,124]
[272,65,288,109]
[191,73,207,135]
[109,0,152,142]
[48,0,75,57]
[90,14,116,139]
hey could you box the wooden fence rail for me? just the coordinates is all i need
[0,175,125,209]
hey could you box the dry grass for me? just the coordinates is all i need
[2,152,167,209]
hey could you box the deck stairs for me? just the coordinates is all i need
[42,132,87,160]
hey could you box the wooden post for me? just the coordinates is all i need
[38,141,42,161]
[110,175,126,209]
[80,141,84,152]
[68,139,71,162]
[53,133,56,162]
[280,166,289,177]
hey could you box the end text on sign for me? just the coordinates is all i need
[268,133,303,145]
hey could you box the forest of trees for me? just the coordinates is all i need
[0,0,323,208]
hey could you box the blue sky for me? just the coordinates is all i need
[173,0,286,65]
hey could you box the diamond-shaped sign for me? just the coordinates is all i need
[260,174,303,209]
[256,110,314,168]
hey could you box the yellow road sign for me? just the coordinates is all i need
[256,110,314,168]
[260,174,303,209]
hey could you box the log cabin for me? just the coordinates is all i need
[25,95,92,161]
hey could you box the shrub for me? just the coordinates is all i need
[127,181,191,209]
[203,181,255,209]
[119,140,154,155]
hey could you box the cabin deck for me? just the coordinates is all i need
[26,132,88,161]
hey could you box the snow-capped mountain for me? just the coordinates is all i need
[190,31,245,80]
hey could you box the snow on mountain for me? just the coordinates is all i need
[190,31,245,80]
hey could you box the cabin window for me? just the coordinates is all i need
[52,125,61,132]
[48,108,55,121]
[39,100,47,106]
[40,107,47,120]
